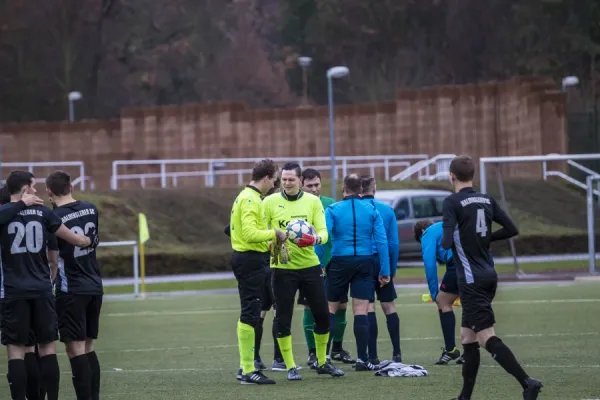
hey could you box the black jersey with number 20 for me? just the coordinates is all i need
[0,203,62,299]
[442,187,517,284]
[53,201,103,295]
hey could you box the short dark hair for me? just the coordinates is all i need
[46,170,72,196]
[0,186,10,205]
[343,174,362,195]
[449,155,475,182]
[414,219,434,243]
[5,170,34,195]
[273,176,281,190]
[302,168,321,183]
[251,159,278,181]
[281,162,301,177]
[360,175,375,194]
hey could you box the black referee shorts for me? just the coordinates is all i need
[56,293,103,342]
[459,278,498,333]
[232,250,269,327]
[0,297,58,346]
[261,267,275,312]
[272,266,329,337]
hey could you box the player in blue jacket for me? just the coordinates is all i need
[414,219,464,365]
[325,174,389,371]
[360,176,402,366]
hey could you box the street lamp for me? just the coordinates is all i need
[561,76,579,91]
[327,66,350,201]
[68,91,82,122]
[298,56,312,106]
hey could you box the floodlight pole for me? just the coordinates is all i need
[586,175,600,275]
[326,66,349,201]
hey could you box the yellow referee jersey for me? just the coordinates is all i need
[230,186,276,252]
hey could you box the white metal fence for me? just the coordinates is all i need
[0,161,87,191]
[110,155,429,190]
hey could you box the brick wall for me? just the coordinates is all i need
[0,76,567,190]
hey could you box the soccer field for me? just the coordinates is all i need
[1,282,599,399]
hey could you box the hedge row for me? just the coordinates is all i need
[98,234,596,277]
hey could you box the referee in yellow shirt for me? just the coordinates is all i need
[230,159,286,385]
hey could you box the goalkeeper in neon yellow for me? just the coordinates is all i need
[229,159,286,385]
[299,168,354,368]
[262,163,344,380]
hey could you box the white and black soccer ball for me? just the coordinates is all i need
[286,219,314,244]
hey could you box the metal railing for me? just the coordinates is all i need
[110,155,429,190]
[0,161,86,191]
[391,153,456,181]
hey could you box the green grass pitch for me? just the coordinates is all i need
[1,282,599,399]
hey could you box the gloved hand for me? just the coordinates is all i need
[84,226,99,249]
[279,242,291,264]
[296,233,321,248]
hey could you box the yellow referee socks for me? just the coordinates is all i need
[314,332,329,366]
[237,321,255,374]
[276,335,296,370]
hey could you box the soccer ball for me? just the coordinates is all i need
[286,219,314,244]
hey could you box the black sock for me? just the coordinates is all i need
[353,315,369,362]
[7,359,27,400]
[367,312,378,360]
[272,318,283,361]
[39,354,60,400]
[331,341,342,352]
[254,317,264,360]
[326,313,335,355]
[385,312,401,357]
[485,336,529,389]
[87,351,101,400]
[439,310,456,351]
[459,342,480,399]
[24,352,41,400]
[70,354,92,400]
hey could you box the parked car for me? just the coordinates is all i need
[374,189,452,258]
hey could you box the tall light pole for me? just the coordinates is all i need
[68,91,82,122]
[327,66,349,201]
[298,56,312,106]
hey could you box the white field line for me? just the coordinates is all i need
[87,331,598,356]
[103,298,600,318]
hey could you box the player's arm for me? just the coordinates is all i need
[420,231,439,300]
[47,234,59,281]
[240,198,276,243]
[0,201,26,224]
[43,208,91,248]
[490,198,519,241]
[297,199,327,247]
[441,197,457,249]
[385,208,399,277]
[373,210,390,278]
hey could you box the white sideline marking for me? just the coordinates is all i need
[103,298,600,318]
[88,332,598,356]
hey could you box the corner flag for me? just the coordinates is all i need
[138,213,150,297]
[139,213,150,244]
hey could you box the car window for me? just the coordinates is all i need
[394,198,410,220]
[411,196,444,218]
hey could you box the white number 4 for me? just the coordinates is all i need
[476,209,487,237]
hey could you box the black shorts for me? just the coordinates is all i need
[327,256,374,302]
[0,297,58,346]
[440,268,459,295]
[56,293,103,342]
[262,267,275,311]
[369,255,397,303]
[232,250,269,326]
[459,278,498,333]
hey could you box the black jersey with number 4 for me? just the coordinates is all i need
[0,202,62,299]
[441,187,518,284]
[53,201,103,295]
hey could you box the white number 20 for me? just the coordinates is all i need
[8,221,44,254]
[476,209,487,237]
[71,222,96,258]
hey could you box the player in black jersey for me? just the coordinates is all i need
[45,170,103,400]
[441,156,542,400]
[0,170,93,400]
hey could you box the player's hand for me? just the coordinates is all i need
[20,192,44,207]
[378,275,390,287]
[296,233,320,248]
[84,226,100,249]
[275,229,287,243]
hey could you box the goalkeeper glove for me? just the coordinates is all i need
[296,233,321,248]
